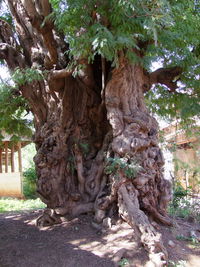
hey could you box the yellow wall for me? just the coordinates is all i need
[0,172,23,197]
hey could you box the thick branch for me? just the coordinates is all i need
[47,69,72,92]
[0,19,17,47]
[37,0,52,17]
[49,69,72,79]
[0,43,26,69]
[0,18,26,69]
[22,0,58,66]
[149,66,182,92]
[7,0,40,66]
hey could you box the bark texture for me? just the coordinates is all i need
[0,1,176,266]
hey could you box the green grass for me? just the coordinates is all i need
[0,198,46,213]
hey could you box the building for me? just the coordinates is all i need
[162,123,200,194]
[0,132,31,197]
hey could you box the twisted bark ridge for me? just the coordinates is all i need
[0,1,177,266]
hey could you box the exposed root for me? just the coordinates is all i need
[36,208,62,227]
[71,202,94,217]
[118,183,168,267]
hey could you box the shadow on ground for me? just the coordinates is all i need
[0,210,200,267]
[0,210,145,267]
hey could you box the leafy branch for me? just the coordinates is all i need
[105,156,142,179]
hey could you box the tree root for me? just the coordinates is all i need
[36,209,62,227]
[118,183,168,267]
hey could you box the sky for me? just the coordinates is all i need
[0,65,10,80]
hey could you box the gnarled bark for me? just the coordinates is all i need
[32,59,172,266]
[103,60,171,265]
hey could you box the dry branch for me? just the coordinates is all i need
[149,66,182,92]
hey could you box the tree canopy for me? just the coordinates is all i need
[0,0,200,136]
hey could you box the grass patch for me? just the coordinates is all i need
[0,198,46,213]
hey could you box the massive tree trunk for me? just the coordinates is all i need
[0,1,182,266]
[105,60,171,265]
[32,59,170,265]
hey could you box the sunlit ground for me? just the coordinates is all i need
[0,198,46,213]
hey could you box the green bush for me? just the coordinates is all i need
[23,165,37,199]
[168,182,200,222]
[172,182,189,208]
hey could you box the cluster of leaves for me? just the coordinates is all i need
[105,156,142,179]
[168,182,200,222]
[50,0,184,67]
[171,182,189,208]
[12,68,44,86]
[0,82,32,141]
[79,142,90,156]
[23,164,37,199]
[0,66,47,140]
[119,258,129,266]
[146,85,200,124]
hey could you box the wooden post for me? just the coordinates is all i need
[5,141,8,173]
[11,144,15,172]
[18,142,22,172]
[0,148,2,173]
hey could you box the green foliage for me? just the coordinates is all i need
[105,156,142,179]
[0,0,13,26]
[176,235,198,244]
[50,0,199,67]
[168,182,200,222]
[0,13,13,26]
[146,85,200,124]
[0,82,32,139]
[12,68,44,86]
[171,182,189,208]
[119,258,129,266]
[0,198,46,213]
[23,165,37,199]
[79,142,90,155]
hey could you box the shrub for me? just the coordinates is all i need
[168,182,200,222]
[172,182,189,208]
[23,164,37,199]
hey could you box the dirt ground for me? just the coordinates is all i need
[0,210,199,267]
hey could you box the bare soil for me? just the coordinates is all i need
[0,210,199,267]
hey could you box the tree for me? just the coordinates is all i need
[0,0,199,265]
